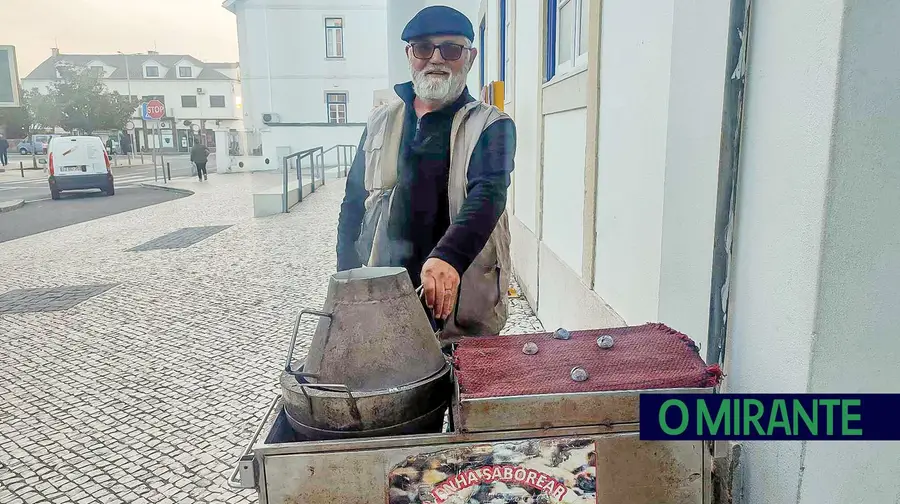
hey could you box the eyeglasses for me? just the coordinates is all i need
[408,42,470,61]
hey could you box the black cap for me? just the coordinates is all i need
[401,5,475,42]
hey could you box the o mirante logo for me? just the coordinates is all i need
[640,394,899,441]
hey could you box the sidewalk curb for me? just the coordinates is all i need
[0,199,25,213]
[139,182,195,196]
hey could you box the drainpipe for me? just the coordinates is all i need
[706,0,753,368]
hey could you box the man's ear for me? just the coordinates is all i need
[469,47,478,65]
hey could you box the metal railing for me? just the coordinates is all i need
[282,146,323,212]
[281,143,359,213]
[315,144,358,178]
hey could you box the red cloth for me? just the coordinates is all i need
[454,323,722,399]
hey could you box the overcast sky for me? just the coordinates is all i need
[4,0,240,76]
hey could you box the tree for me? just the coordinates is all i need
[49,65,137,134]
[23,88,61,132]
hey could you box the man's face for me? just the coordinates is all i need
[406,35,477,103]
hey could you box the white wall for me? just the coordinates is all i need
[593,0,675,323]
[264,125,364,163]
[235,0,388,131]
[511,0,541,233]
[725,1,900,503]
[655,0,729,348]
[542,108,586,273]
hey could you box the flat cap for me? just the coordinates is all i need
[401,5,475,42]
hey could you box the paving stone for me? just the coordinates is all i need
[0,175,542,504]
[128,226,233,252]
[0,284,118,314]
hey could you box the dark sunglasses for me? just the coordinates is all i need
[408,42,470,61]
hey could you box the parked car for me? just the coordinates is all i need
[47,136,115,200]
[17,139,44,155]
[17,134,58,155]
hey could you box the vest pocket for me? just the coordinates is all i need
[355,188,393,266]
[454,262,503,333]
[363,132,385,191]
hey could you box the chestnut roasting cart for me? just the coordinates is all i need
[227,321,721,504]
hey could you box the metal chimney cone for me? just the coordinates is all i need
[302,266,445,391]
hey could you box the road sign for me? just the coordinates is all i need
[191,124,200,133]
[145,99,165,120]
[125,121,135,131]
[0,46,21,108]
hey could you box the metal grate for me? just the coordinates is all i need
[0,284,118,314]
[128,225,232,251]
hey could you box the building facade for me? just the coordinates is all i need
[23,50,242,153]
[462,0,899,503]
[224,0,389,170]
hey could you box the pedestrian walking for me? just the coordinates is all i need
[190,138,209,181]
[0,135,8,167]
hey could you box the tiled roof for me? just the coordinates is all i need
[24,54,238,81]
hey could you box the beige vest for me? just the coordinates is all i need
[359,98,512,338]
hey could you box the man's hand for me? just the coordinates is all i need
[421,257,460,320]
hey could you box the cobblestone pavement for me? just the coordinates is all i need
[0,173,543,503]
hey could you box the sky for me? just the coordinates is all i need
[3,0,240,76]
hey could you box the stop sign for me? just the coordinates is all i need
[146,99,165,120]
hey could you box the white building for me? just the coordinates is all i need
[455,0,900,503]
[223,0,390,170]
[23,49,242,153]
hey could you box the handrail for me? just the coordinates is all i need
[315,144,357,178]
[280,143,359,213]
[282,146,322,212]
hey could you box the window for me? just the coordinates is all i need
[479,19,486,90]
[142,95,165,107]
[326,92,347,123]
[181,95,198,108]
[325,17,344,58]
[145,66,160,78]
[209,95,226,108]
[178,66,192,78]
[546,0,589,80]
[90,65,104,76]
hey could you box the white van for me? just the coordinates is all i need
[47,136,115,200]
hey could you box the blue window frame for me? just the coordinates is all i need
[479,18,487,90]
[499,0,507,82]
[545,0,557,81]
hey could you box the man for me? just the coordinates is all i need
[190,139,209,181]
[337,6,516,337]
[0,135,8,167]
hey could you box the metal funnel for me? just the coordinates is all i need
[302,267,446,391]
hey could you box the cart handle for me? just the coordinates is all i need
[227,394,280,489]
[284,309,332,372]
[297,382,363,427]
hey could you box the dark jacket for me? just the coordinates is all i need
[0,140,8,153]
[336,82,516,286]
[190,144,209,164]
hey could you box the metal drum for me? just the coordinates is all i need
[280,267,452,438]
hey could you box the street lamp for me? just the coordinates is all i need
[117,51,139,163]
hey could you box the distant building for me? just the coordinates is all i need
[22,49,242,153]
[223,0,389,169]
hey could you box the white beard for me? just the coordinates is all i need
[410,59,471,104]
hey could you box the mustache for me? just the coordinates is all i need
[419,64,452,75]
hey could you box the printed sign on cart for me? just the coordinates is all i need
[387,438,596,504]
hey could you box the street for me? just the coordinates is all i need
[0,188,188,243]
[0,154,214,203]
